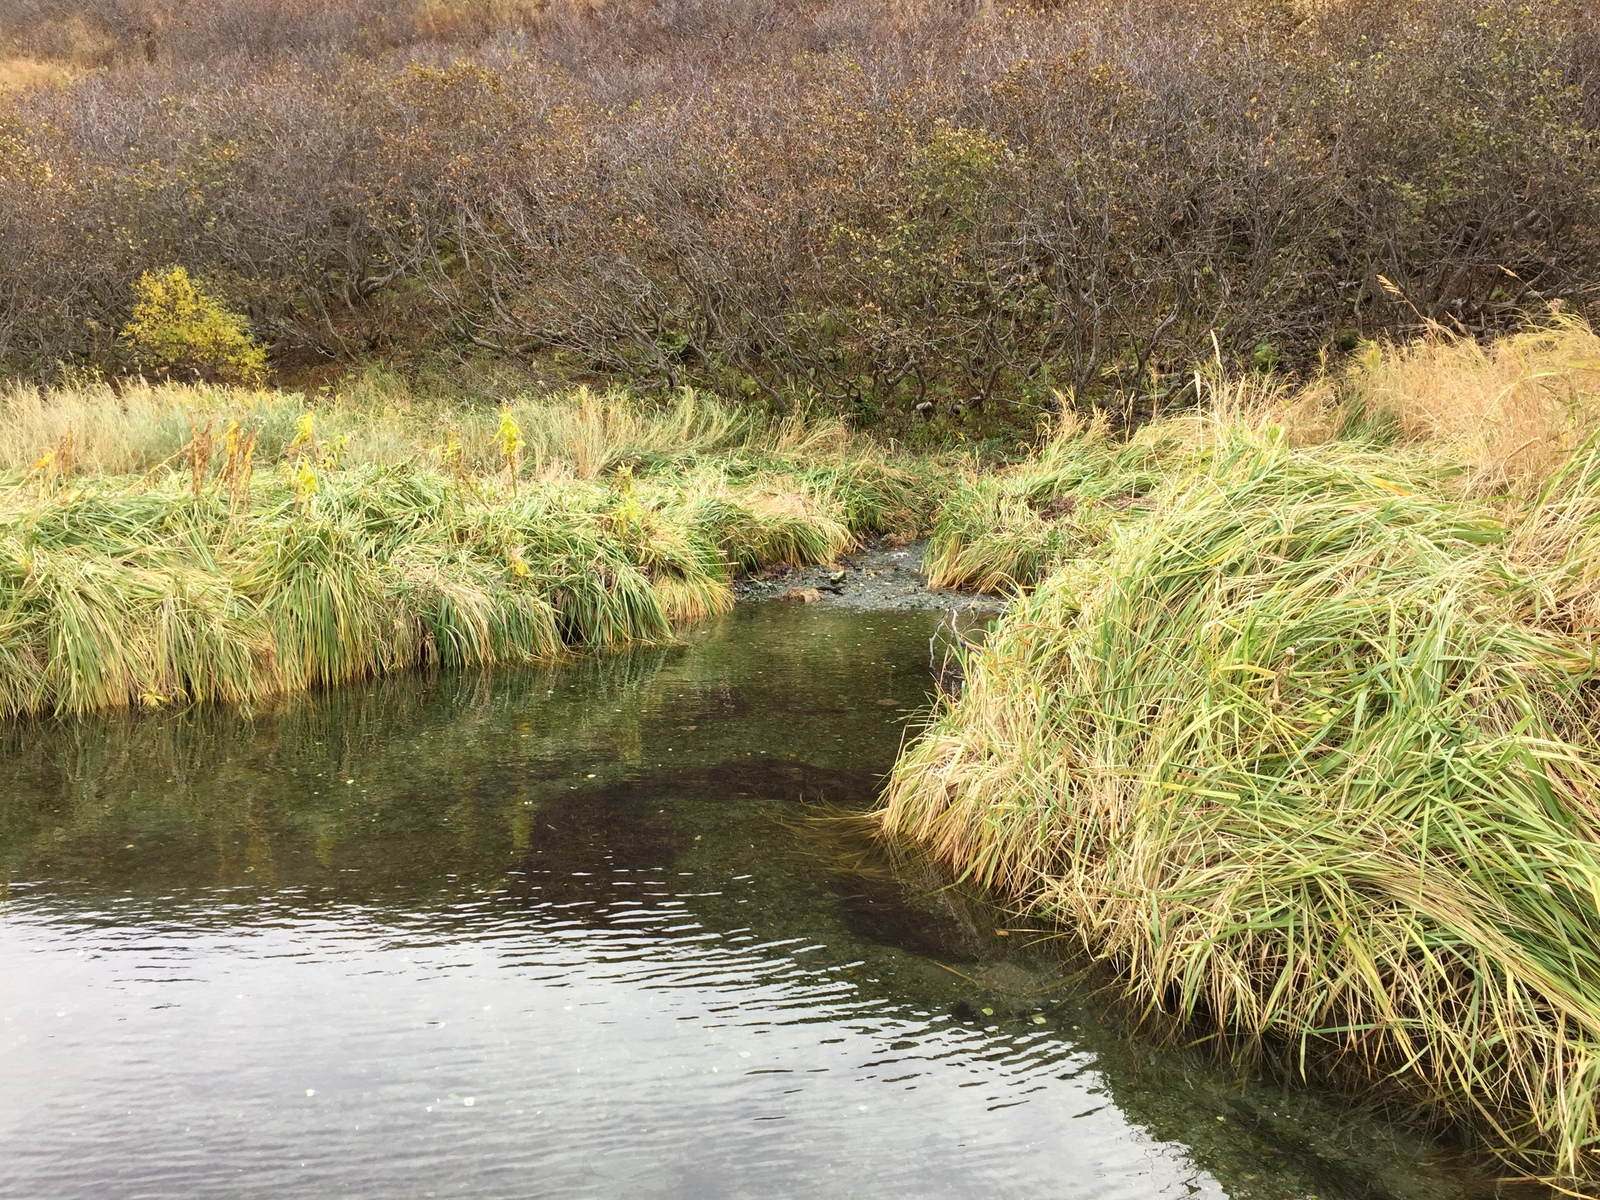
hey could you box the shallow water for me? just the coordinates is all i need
[0,604,1499,1199]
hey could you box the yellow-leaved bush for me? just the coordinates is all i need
[120,267,266,383]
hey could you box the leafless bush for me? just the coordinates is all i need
[0,0,419,65]
[1,0,1596,422]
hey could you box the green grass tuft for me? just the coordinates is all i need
[884,422,1600,1183]
[923,415,1199,593]
[0,386,937,717]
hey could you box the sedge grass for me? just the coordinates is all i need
[0,385,932,718]
[923,413,1201,593]
[884,421,1600,1184]
[885,323,1600,1180]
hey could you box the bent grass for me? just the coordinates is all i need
[886,317,1600,1187]
[0,383,929,718]
[923,412,1205,593]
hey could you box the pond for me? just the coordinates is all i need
[0,602,1497,1199]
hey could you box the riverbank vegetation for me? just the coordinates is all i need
[7,0,1600,1185]
[0,382,933,718]
[2,0,1597,426]
[884,314,1600,1185]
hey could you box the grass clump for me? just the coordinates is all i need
[0,384,931,718]
[883,318,1600,1186]
[923,414,1201,594]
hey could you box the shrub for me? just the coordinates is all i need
[1,0,1596,422]
[119,268,266,383]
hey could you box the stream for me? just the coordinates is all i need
[0,602,1502,1198]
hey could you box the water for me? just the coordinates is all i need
[0,604,1497,1199]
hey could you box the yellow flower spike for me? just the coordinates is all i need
[495,408,524,459]
[291,458,318,509]
[496,407,524,494]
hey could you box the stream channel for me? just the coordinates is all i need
[0,600,1510,1198]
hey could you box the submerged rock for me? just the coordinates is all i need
[737,538,1004,614]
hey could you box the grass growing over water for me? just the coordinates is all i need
[19,322,1600,1182]
[0,384,932,717]
[884,318,1600,1186]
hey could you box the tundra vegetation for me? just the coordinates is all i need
[0,382,931,717]
[6,0,1600,1189]
[885,315,1600,1186]
[0,0,1597,427]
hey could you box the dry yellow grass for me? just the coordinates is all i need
[0,379,449,476]
[1346,312,1600,495]
[0,56,78,96]
[0,378,759,479]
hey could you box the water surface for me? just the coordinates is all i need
[1,604,1495,1198]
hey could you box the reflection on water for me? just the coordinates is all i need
[0,605,1491,1198]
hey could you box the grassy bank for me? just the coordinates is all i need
[0,383,934,718]
[883,317,1600,1185]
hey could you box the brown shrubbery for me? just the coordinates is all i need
[1,0,1597,424]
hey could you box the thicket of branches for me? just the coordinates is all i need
[2,0,1598,420]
